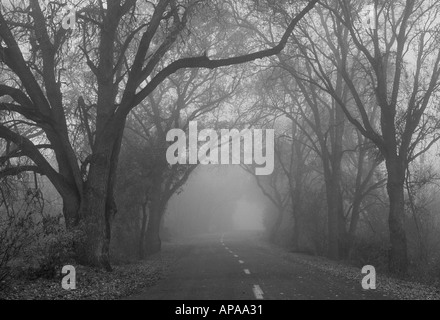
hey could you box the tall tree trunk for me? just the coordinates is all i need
[386,157,408,274]
[139,203,148,259]
[325,176,347,260]
[102,127,123,269]
[326,185,340,260]
[291,178,303,251]
[78,123,124,271]
[80,164,111,269]
[291,213,301,250]
[270,209,284,243]
[145,167,166,256]
[347,196,362,258]
[145,202,163,255]
[346,144,366,258]
[323,156,344,260]
[291,136,304,251]
[337,192,348,259]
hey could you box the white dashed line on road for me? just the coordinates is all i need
[252,285,264,300]
[220,234,263,301]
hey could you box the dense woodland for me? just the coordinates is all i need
[2,0,440,289]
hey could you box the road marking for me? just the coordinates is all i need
[253,285,264,300]
[239,260,244,264]
[244,269,251,275]
[234,255,239,258]
[225,247,229,250]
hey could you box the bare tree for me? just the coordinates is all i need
[291,0,440,273]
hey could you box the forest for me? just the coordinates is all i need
[1,0,440,300]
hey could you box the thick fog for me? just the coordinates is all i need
[164,166,266,240]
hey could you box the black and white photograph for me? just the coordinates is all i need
[1,0,440,307]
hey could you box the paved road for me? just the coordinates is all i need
[125,232,391,300]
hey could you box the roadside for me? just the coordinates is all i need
[251,234,440,300]
[0,243,181,300]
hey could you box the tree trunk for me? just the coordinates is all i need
[62,192,81,229]
[144,166,166,256]
[139,203,148,259]
[386,157,408,274]
[80,154,113,270]
[78,123,123,271]
[291,213,301,250]
[325,177,347,260]
[144,202,163,255]
[346,144,366,258]
[291,186,303,251]
[323,160,344,260]
[347,196,362,258]
[326,189,340,260]
[291,142,304,251]
[270,209,284,243]
[337,191,349,259]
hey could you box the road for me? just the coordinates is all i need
[125,232,391,300]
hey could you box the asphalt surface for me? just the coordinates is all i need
[125,232,391,300]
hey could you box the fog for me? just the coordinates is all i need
[164,166,266,240]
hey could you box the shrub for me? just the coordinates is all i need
[0,211,36,285]
[25,216,82,279]
[0,177,41,285]
[350,240,389,271]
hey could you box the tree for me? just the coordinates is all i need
[273,123,312,249]
[292,0,440,273]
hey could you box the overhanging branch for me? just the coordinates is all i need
[124,0,319,114]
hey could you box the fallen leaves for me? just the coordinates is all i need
[0,254,168,300]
